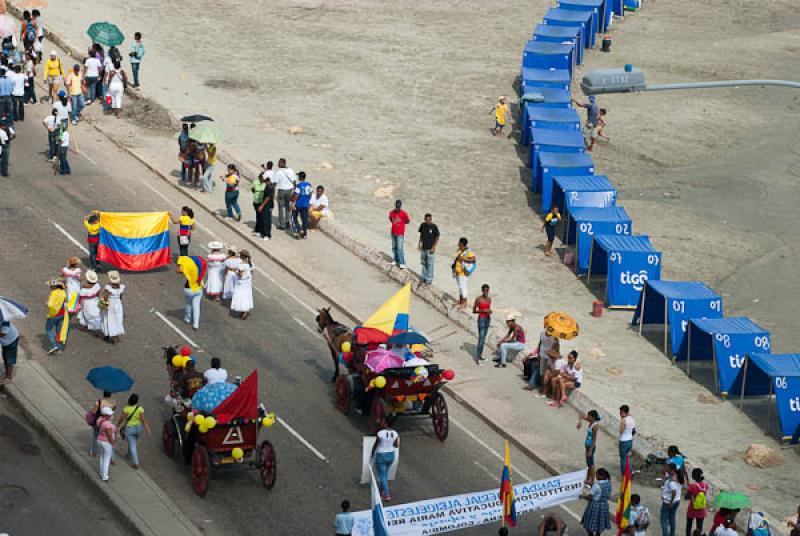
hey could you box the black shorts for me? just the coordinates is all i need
[2,338,18,366]
[545,225,556,242]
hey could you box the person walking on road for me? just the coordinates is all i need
[542,206,561,257]
[23,51,37,105]
[334,500,355,536]
[417,213,439,285]
[389,199,410,268]
[660,464,684,536]
[78,270,102,334]
[96,406,117,481]
[61,256,82,315]
[88,391,116,457]
[222,247,240,302]
[494,315,525,368]
[618,405,635,476]
[581,467,612,536]
[42,50,64,103]
[452,237,476,308]
[65,64,84,125]
[43,107,59,161]
[11,65,25,121]
[224,164,242,221]
[273,158,297,230]
[0,114,14,177]
[685,468,708,536]
[170,206,195,257]
[0,67,14,122]
[630,494,651,536]
[292,171,313,239]
[101,271,125,344]
[205,242,226,300]
[472,283,492,364]
[83,211,100,270]
[45,278,67,354]
[231,250,254,319]
[177,256,204,331]
[0,320,19,384]
[577,409,601,488]
[117,393,150,469]
[58,125,71,175]
[128,32,144,87]
[372,420,399,501]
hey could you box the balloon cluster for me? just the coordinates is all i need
[368,375,387,389]
[339,341,353,364]
[184,412,218,434]
[171,346,196,369]
[412,366,429,383]
[261,412,276,429]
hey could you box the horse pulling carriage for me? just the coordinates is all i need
[161,348,277,497]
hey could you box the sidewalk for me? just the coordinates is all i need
[2,349,202,536]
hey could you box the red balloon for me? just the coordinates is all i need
[180,345,192,356]
[442,369,455,381]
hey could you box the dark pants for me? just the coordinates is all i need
[178,240,189,257]
[254,203,267,236]
[131,63,140,86]
[225,190,241,218]
[12,95,23,121]
[59,146,70,175]
[24,77,36,103]
[88,242,98,271]
[47,131,58,159]
[686,517,704,536]
[85,76,98,102]
[0,142,9,176]
[292,207,309,237]
[262,205,273,237]
[476,316,490,359]
[0,96,11,123]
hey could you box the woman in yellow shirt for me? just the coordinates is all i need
[45,278,68,353]
[42,50,65,103]
[223,164,242,221]
[117,394,151,469]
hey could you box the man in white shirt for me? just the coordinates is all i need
[42,108,59,160]
[0,119,12,177]
[10,65,25,121]
[59,128,70,175]
[618,404,635,475]
[83,54,102,104]
[309,185,329,228]
[203,357,228,385]
[272,158,297,230]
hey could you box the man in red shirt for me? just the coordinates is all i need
[388,199,410,268]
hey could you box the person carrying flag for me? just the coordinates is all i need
[83,211,100,271]
[499,441,518,529]
[615,456,633,536]
[45,278,68,354]
[177,255,206,330]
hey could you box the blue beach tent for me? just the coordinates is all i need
[535,151,595,195]
[587,234,661,308]
[567,207,631,274]
[543,8,596,49]
[520,106,580,146]
[557,0,607,34]
[520,89,572,116]
[686,317,771,396]
[739,353,800,442]
[522,67,572,91]
[632,280,723,359]
[529,128,585,179]
[552,175,616,218]
[522,40,576,76]
[533,24,584,65]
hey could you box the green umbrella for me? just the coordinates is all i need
[87,22,125,47]
[188,124,228,144]
[714,491,751,510]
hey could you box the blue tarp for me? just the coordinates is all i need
[544,8,595,49]
[552,175,616,217]
[589,234,661,308]
[567,207,631,274]
[535,151,594,194]
[529,128,585,179]
[557,0,607,34]
[745,353,800,439]
[533,24,584,65]
[687,317,771,396]
[520,89,572,114]
[631,280,723,358]
[522,41,575,75]
[521,106,580,146]
[522,67,572,91]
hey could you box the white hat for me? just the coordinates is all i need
[107,271,121,284]
[506,314,516,322]
[208,241,224,251]
[50,50,57,57]
[101,406,114,416]
[85,270,98,284]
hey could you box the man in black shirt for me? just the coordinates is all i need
[417,213,440,285]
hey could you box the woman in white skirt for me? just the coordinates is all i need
[105,60,128,118]
[102,271,125,344]
[222,246,240,302]
[78,270,102,334]
[205,242,226,301]
[61,256,82,315]
[230,250,253,320]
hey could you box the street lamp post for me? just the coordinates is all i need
[580,64,800,95]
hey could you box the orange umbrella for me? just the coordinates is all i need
[543,311,579,340]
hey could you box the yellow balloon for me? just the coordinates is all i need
[184,422,192,433]
[181,356,192,368]
[171,355,183,368]
[194,415,206,426]
[262,412,276,428]
[374,376,387,389]
[341,341,351,353]
[231,447,244,460]
[204,417,216,429]
[414,366,424,376]
[198,425,208,434]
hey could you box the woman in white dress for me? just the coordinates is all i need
[101,271,125,344]
[78,270,102,334]
[222,247,240,302]
[61,256,82,315]
[205,242,226,301]
[230,250,254,319]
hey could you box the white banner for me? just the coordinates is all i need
[352,469,587,536]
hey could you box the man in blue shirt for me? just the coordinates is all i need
[333,500,355,536]
[0,67,14,123]
[129,32,145,87]
[291,171,313,239]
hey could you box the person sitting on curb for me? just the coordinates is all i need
[493,316,525,368]
[548,350,582,408]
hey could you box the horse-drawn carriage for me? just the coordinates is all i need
[316,285,455,442]
[161,349,277,497]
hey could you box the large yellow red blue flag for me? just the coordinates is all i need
[499,440,517,527]
[615,454,632,535]
[97,212,171,271]
[356,284,411,344]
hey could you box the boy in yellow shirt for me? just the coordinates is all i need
[45,278,68,353]
[490,96,510,136]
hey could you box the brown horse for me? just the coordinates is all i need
[315,307,353,382]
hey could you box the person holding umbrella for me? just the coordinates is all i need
[0,296,26,384]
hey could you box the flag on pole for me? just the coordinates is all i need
[615,455,632,535]
[370,468,390,536]
[499,441,518,528]
[97,212,171,271]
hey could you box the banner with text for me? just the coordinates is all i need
[351,469,586,535]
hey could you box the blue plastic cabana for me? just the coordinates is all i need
[587,234,660,308]
[557,0,608,34]
[522,67,572,91]
[739,353,800,442]
[567,207,632,275]
[522,40,576,76]
[552,175,616,217]
[543,8,596,49]
[520,106,581,146]
[529,128,585,179]
[532,24,584,65]
[535,151,595,195]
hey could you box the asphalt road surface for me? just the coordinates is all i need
[0,106,588,534]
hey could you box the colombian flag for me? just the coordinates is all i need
[355,284,411,344]
[177,256,207,292]
[97,212,171,271]
[615,455,632,535]
[499,441,517,528]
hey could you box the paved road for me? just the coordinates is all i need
[0,108,588,534]
[0,395,129,536]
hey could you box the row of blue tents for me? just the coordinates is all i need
[518,1,800,442]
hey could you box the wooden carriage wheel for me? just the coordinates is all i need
[191,444,210,497]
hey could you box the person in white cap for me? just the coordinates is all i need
[78,270,102,333]
[42,50,64,103]
[205,242,226,300]
[96,406,117,481]
[101,271,125,343]
[490,96,510,137]
[494,315,526,368]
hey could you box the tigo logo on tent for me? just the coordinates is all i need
[790,397,800,412]
[728,354,745,368]
[620,270,648,291]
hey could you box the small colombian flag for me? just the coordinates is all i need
[499,440,518,528]
[177,256,207,292]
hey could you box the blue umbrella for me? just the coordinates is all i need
[86,367,133,393]
[388,331,428,346]
[0,296,28,322]
[192,382,237,413]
